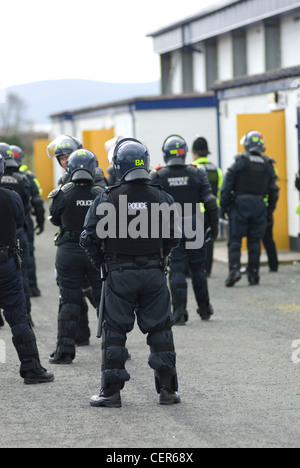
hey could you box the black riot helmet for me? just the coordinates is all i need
[113,138,150,181]
[240,131,266,155]
[0,142,18,168]
[11,145,24,164]
[46,135,83,166]
[162,134,188,165]
[192,137,211,156]
[0,154,5,178]
[67,149,98,182]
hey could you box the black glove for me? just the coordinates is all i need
[35,221,44,235]
[205,226,218,244]
[220,207,229,221]
[34,205,45,235]
[296,174,300,191]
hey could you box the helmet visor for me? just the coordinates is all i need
[46,135,76,159]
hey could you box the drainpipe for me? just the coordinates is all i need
[129,102,136,138]
[215,90,222,170]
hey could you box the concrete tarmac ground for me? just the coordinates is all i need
[0,210,300,448]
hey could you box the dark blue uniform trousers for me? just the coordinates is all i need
[0,258,40,376]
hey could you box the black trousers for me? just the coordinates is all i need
[169,241,209,311]
[100,263,176,390]
[55,242,101,358]
[0,258,41,376]
[228,196,267,276]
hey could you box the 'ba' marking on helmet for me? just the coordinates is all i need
[135,159,145,166]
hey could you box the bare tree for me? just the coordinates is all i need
[0,93,27,133]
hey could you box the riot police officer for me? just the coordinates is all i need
[220,131,279,287]
[11,144,45,296]
[48,149,103,364]
[0,142,33,326]
[0,154,54,384]
[80,137,181,408]
[104,136,124,186]
[192,136,223,276]
[151,135,219,325]
[47,134,107,187]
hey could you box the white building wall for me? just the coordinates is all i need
[218,35,233,81]
[133,107,218,169]
[170,51,183,94]
[281,15,300,68]
[193,44,206,93]
[246,25,265,75]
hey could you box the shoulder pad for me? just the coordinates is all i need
[234,153,246,160]
[155,166,169,178]
[186,164,199,174]
[265,155,276,164]
[61,182,75,193]
[47,187,61,199]
[91,185,105,196]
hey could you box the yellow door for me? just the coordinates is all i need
[82,128,115,176]
[237,111,289,250]
[34,139,53,200]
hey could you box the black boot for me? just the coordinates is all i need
[173,308,188,326]
[155,370,181,405]
[23,366,54,385]
[12,330,54,384]
[197,303,214,321]
[225,270,241,287]
[49,344,74,365]
[90,387,122,408]
[248,273,259,286]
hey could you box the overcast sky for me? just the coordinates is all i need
[2,0,221,89]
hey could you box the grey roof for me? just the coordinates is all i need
[148,0,300,54]
[212,65,300,90]
[147,0,239,37]
[49,92,215,119]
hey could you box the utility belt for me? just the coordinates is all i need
[105,252,163,272]
[0,246,17,263]
[54,230,82,246]
[235,193,264,200]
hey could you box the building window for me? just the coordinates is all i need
[233,30,247,77]
[265,19,281,71]
[205,39,218,89]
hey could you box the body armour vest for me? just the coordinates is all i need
[60,183,98,233]
[0,170,30,215]
[234,154,270,197]
[199,162,218,197]
[0,188,17,247]
[156,165,200,215]
[103,182,164,256]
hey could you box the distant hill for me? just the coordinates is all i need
[6,79,160,125]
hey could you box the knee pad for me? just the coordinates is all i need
[101,326,130,387]
[147,328,176,373]
[59,286,82,305]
